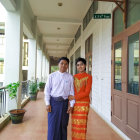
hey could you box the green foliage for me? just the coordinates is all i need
[6,82,20,100]
[51,66,59,73]
[29,81,38,95]
[39,82,45,89]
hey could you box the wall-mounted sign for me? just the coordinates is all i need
[93,14,111,19]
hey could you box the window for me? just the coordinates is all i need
[83,1,98,30]
[113,7,124,36]
[85,34,92,74]
[127,0,140,27]
[85,35,92,55]
[0,22,5,35]
[128,32,139,95]
[75,26,81,42]
[113,0,140,36]
[114,41,122,91]
[70,40,74,50]
[75,47,81,74]
[70,55,74,75]
[0,35,4,45]
[0,60,4,74]
[23,42,28,66]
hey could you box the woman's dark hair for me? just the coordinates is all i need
[58,57,69,64]
[75,57,86,65]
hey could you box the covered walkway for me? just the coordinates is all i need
[0,92,122,140]
[0,0,140,139]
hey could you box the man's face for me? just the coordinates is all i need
[58,60,69,73]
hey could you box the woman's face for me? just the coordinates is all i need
[76,61,86,73]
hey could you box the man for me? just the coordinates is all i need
[44,57,75,140]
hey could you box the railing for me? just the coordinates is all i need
[0,86,7,117]
[21,80,30,102]
[0,80,30,118]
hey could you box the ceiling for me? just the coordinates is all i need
[28,0,92,57]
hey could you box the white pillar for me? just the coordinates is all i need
[42,55,45,81]
[45,57,49,81]
[28,39,37,81]
[36,49,42,81]
[4,0,24,110]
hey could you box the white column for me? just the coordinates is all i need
[28,39,37,81]
[42,55,45,81]
[45,57,49,81]
[4,0,24,110]
[36,48,42,81]
[44,56,47,81]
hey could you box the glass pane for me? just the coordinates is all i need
[70,55,73,75]
[86,10,90,25]
[114,41,122,91]
[114,8,124,36]
[0,61,4,74]
[23,42,28,66]
[85,39,89,55]
[75,47,81,74]
[86,57,88,73]
[89,35,92,52]
[83,17,86,30]
[128,32,139,95]
[127,0,140,27]
[89,56,92,75]
[89,5,93,20]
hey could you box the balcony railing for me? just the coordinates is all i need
[0,80,30,119]
[21,80,30,102]
[0,86,7,117]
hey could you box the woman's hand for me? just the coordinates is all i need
[67,107,73,113]
[68,95,75,101]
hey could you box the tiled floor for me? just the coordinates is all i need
[0,92,123,140]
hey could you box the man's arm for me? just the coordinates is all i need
[69,76,75,107]
[44,75,52,112]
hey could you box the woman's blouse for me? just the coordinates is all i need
[74,72,92,102]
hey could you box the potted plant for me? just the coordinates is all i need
[39,82,46,91]
[29,81,38,100]
[6,82,26,124]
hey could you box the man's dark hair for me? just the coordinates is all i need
[75,57,86,65]
[58,57,69,64]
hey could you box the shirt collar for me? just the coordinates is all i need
[57,71,67,75]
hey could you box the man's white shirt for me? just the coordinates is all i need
[44,71,75,107]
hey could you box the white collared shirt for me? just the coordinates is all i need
[44,71,75,107]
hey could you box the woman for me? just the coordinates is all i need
[69,57,92,140]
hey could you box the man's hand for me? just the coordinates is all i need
[67,107,73,114]
[46,105,51,112]
[68,95,75,101]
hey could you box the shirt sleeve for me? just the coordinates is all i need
[69,76,75,107]
[75,75,92,100]
[44,75,52,106]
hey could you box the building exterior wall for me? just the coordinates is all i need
[68,2,130,139]
[68,2,115,120]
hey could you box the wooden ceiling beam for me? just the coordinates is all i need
[94,0,123,2]
[115,1,124,12]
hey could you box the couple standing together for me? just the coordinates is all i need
[44,57,92,140]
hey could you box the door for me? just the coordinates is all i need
[111,21,140,140]
[85,34,92,75]
[85,34,92,104]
